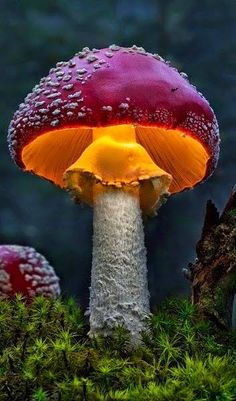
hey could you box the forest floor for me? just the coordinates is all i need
[0,295,236,401]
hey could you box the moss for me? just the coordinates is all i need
[0,295,236,400]
[226,208,236,218]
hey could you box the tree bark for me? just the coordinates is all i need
[184,185,236,329]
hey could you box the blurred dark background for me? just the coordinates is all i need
[1,0,235,311]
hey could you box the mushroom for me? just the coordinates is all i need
[0,245,60,299]
[8,45,220,341]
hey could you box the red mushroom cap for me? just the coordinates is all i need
[0,245,60,299]
[8,45,220,197]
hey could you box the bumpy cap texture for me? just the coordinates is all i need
[8,45,220,190]
[0,245,60,299]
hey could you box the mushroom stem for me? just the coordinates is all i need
[88,188,150,343]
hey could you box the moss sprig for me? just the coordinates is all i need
[0,295,235,400]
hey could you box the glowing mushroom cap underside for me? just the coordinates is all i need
[0,245,60,298]
[8,45,220,195]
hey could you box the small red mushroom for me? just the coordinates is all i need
[0,245,60,299]
[8,45,220,342]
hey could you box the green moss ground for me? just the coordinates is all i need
[0,295,236,401]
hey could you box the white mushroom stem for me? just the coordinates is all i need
[88,189,150,343]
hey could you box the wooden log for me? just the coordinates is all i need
[184,186,236,329]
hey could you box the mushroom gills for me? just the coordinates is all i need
[63,124,172,215]
[22,124,209,204]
